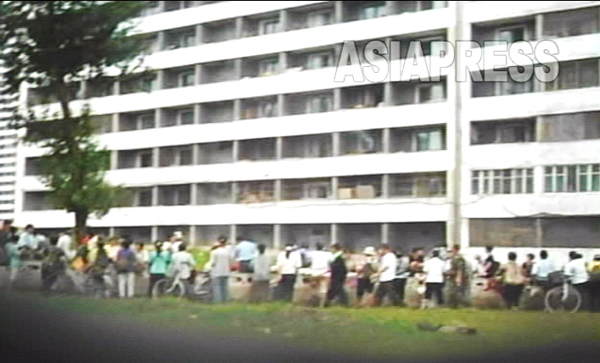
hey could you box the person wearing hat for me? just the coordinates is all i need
[356,246,378,306]
[147,241,172,297]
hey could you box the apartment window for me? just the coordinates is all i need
[139,114,155,130]
[282,178,332,201]
[259,100,277,118]
[237,181,275,203]
[360,2,386,20]
[546,59,599,91]
[545,164,600,193]
[341,129,383,154]
[472,168,534,195]
[538,112,600,142]
[158,185,191,206]
[471,119,536,145]
[259,19,279,35]
[307,52,334,69]
[419,1,447,10]
[308,10,333,27]
[165,30,196,50]
[421,36,447,57]
[416,83,446,103]
[496,26,526,43]
[389,173,446,197]
[160,146,193,167]
[179,109,194,125]
[305,94,333,113]
[416,128,444,151]
[139,151,153,168]
[134,188,153,207]
[542,8,600,38]
[197,183,232,205]
[180,71,195,87]
[258,58,279,76]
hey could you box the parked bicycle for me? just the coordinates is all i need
[544,272,582,313]
[152,271,211,302]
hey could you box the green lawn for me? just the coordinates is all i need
[29,294,600,360]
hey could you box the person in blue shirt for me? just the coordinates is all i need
[147,241,172,297]
[235,237,257,273]
[5,236,23,290]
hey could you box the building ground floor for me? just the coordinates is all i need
[34,215,600,264]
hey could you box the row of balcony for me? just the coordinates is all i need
[23,171,448,211]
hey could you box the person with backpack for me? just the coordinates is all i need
[115,238,137,298]
[147,241,172,297]
[40,235,67,296]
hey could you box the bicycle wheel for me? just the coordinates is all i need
[545,286,582,313]
[152,279,185,299]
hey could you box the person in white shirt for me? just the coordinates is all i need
[249,244,272,303]
[422,250,446,309]
[564,251,591,310]
[168,243,196,298]
[276,243,302,302]
[57,231,75,261]
[373,244,399,306]
[308,242,333,301]
[531,250,555,288]
[204,236,232,303]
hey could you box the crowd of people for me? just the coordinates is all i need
[1,219,599,312]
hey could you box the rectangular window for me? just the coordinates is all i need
[305,94,332,113]
[360,3,386,20]
[308,10,333,28]
[139,152,153,168]
[259,59,279,76]
[180,72,195,87]
[307,52,334,69]
[416,83,445,103]
[260,19,279,35]
[415,129,443,151]
[180,110,194,125]
[496,26,526,43]
[547,59,599,91]
[472,168,534,195]
[139,114,155,129]
[544,164,600,193]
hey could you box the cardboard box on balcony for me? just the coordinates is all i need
[338,188,355,199]
[355,185,376,199]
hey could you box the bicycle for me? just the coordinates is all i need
[151,271,212,301]
[544,273,582,313]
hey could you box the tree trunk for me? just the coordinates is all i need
[74,208,88,248]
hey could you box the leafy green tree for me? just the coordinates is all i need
[0,1,150,243]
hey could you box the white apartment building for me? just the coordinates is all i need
[14,1,600,264]
[0,67,18,221]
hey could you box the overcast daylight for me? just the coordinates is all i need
[0,1,599,362]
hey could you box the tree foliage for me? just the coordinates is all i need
[0,1,149,241]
